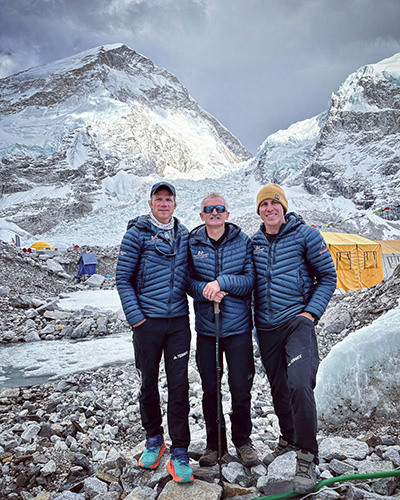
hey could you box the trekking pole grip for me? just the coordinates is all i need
[213,301,220,314]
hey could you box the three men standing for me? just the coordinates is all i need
[116,182,193,483]
[188,193,259,468]
[117,181,336,493]
[252,183,337,493]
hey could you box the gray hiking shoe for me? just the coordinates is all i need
[236,443,260,467]
[263,436,296,466]
[293,450,317,494]
[199,448,218,467]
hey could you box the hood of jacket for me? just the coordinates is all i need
[257,212,305,238]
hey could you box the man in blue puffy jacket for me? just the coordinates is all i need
[252,184,337,494]
[116,181,193,483]
[189,192,259,468]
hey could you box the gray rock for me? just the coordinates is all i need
[357,457,394,474]
[267,451,296,480]
[51,493,86,500]
[41,459,57,476]
[328,458,355,476]
[46,259,65,273]
[314,489,342,500]
[71,318,96,338]
[222,461,253,488]
[157,479,222,500]
[24,329,41,342]
[125,486,158,500]
[21,423,41,442]
[0,387,21,399]
[382,447,400,466]
[120,466,143,494]
[25,308,39,318]
[371,477,398,496]
[41,325,56,334]
[83,476,108,499]
[92,493,120,500]
[85,274,105,288]
[319,437,369,461]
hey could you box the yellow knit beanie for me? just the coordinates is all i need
[256,184,288,214]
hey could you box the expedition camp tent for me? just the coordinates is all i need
[30,241,52,251]
[77,253,98,276]
[321,232,384,292]
[375,240,400,279]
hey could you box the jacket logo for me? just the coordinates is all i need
[149,235,163,245]
[319,241,328,253]
[193,250,209,259]
[253,245,265,254]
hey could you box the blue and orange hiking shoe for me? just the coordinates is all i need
[139,435,166,469]
[166,447,194,483]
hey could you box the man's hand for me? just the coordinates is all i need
[213,291,228,303]
[133,318,147,328]
[203,280,228,302]
[297,311,315,322]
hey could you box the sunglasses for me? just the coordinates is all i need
[155,231,176,257]
[203,205,226,214]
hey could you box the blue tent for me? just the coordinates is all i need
[77,253,98,276]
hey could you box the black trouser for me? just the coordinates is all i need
[132,316,191,450]
[196,332,255,451]
[257,316,319,459]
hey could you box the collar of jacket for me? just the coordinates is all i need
[127,214,180,233]
[190,222,240,244]
[258,212,305,238]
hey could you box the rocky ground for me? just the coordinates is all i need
[0,241,399,500]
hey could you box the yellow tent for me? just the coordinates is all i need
[30,241,52,251]
[375,240,400,279]
[321,232,383,292]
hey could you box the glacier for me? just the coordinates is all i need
[315,303,400,423]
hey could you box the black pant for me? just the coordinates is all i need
[196,332,255,451]
[257,316,319,458]
[132,316,191,449]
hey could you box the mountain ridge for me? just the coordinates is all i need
[0,45,399,244]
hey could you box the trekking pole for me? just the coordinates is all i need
[214,301,223,487]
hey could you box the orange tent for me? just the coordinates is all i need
[321,232,383,292]
[30,241,52,251]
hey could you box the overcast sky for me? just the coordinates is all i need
[1,0,400,153]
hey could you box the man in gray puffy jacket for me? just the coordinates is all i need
[252,184,337,494]
[189,192,259,468]
[116,181,193,483]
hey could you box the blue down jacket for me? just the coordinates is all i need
[252,213,337,329]
[116,215,189,326]
[189,223,255,337]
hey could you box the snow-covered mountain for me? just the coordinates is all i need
[250,53,400,238]
[0,45,399,246]
[0,44,250,241]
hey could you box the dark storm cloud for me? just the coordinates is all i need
[1,0,399,153]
